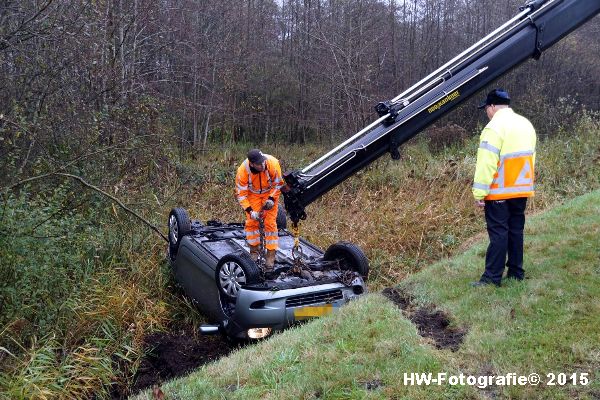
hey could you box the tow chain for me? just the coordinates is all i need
[336,269,357,287]
[290,222,307,274]
[258,216,266,269]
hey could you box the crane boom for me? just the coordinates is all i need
[282,0,599,224]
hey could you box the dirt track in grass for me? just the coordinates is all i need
[382,287,466,351]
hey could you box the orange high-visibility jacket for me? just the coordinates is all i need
[472,108,536,201]
[235,154,283,211]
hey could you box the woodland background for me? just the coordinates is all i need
[1,0,599,164]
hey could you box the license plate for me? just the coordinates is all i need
[293,304,335,319]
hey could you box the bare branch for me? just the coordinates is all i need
[2,129,166,192]
[54,172,168,243]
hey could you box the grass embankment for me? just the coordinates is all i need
[135,190,600,400]
[1,111,598,398]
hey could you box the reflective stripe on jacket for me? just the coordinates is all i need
[235,154,283,210]
[472,108,537,201]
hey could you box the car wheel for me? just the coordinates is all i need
[215,252,261,301]
[276,205,287,230]
[323,241,369,278]
[168,207,191,260]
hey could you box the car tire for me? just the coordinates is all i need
[168,207,191,260]
[276,205,287,230]
[215,252,262,301]
[323,241,369,278]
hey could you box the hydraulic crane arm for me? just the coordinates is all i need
[282,0,599,224]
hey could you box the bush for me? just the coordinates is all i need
[0,182,173,398]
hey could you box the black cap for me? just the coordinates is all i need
[478,88,511,109]
[247,149,266,164]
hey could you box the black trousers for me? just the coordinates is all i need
[480,197,528,285]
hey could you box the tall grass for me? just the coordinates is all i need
[0,188,180,399]
[1,111,598,398]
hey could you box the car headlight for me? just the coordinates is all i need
[247,327,272,339]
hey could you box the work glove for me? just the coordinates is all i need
[250,211,262,220]
[263,197,275,210]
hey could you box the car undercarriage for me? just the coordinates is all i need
[167,208,369,339]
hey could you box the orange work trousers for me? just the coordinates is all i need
[245,194,278,251]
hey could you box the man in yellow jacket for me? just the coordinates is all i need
[235,149,284,272]
[471,89,536,287]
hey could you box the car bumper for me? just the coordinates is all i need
[226,278,366,336]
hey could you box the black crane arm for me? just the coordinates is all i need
[282,0,599,224]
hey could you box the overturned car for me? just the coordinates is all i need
[167,207,368,339]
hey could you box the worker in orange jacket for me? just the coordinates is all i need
[235,149,283,272]
[471,89,536,287]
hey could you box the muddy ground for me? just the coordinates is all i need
[113,328,238,399]
[382,287,466,351]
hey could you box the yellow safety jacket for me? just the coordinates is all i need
[235,154,283,210]
[472,108,536,201]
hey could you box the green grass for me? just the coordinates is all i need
[134,190,600,399]
[404,190,600,399]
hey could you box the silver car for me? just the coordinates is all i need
[167,207,368,339]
